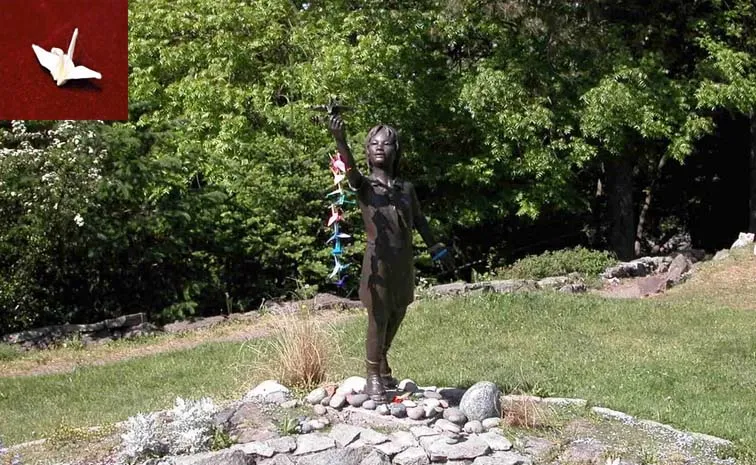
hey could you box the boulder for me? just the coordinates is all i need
[459,382,501,422]
[731,232,755,249]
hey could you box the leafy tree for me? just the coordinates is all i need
[695,0,756,232]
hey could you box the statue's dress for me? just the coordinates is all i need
[351,174,420,313]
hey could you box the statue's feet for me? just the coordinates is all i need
[380,357,399,389]
[365,373,387,403]
[381,373,399,389]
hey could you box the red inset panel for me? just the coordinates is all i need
[0,0,128,120]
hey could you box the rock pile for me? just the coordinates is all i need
[167,377,736,465]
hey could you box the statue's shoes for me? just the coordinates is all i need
[365,374,388,403]
[381,374,398,389]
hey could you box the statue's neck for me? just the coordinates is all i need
[370,168,394,187]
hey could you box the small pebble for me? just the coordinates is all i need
[321,395,332,406]
[481,417,501,430]
[439,399,449,408]
[423,398,441,409]
[300,422,314,434]
[443,407,468,425]
[390,403,407,418]
[376,404,390,415]
[464,420,484,434]
[424,406,441,419]
[308,419,326,430]
[423,391,442,399]
[329,393,347,409]
[347,393,369,407]
[407,406,425,420]
[280,399,299,409]
[362,400,377,410]
[306,387,328,405]
[402,400,417,408]
[434,419,462,434]
[398,379,418,392]
[313,404,327,416]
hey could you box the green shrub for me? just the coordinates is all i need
[496,246,618,280]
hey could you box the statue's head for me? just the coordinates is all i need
[365,124,401,176]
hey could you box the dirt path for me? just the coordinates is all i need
[0,310,359,378]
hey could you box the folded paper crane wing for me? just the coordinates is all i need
[32,28,102,86]
[327,206,343,227]
[330,153,346,173]
[328,257,350,279]
[327,225,351,244]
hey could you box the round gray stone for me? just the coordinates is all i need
[329,393,347,409]
[464,420,484,434]
[313,404,327,416]
[376,404,391,415]
[306,387,328,405]
[390,403,408,418]
[481,417,501,430]
[348,393,369,407]
[407,406,425,420]
[459,381,501,422]
[443,407,468,425]
[362,399,377,410]
[434,419,462,434]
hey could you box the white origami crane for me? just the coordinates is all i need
[32,28,102,86]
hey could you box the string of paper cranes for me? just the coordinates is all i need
[326,152,356,288]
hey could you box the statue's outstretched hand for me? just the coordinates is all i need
[329,114,347,144]
[429,242,455,272]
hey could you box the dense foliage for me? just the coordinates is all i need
[1,0,755,332]
[495,246,618,280]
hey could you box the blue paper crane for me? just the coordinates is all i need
[328,256,350,279]
[326,224,351,244]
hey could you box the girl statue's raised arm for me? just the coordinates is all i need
[329,114,363,189]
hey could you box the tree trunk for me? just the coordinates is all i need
[635,154,668,256]
[750,113,756,233]
[606,155,635,261]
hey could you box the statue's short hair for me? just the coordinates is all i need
[365,124,401,176]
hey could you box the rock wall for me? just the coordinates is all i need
[1,313,156,350]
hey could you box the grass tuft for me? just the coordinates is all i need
[249,309,339,390]
[501,397,555,429]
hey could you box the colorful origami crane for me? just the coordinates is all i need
[331,240,343,255]
[330,152,347,173]
[335,275,348,288]
[327,205,343,227]
[327,224,351,244]
[328,256,350,279]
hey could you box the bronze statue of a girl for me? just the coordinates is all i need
[329,114,454,402]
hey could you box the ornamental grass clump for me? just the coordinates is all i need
[501,397,554,430]
[119,397,220,464]
[257,312,338,389]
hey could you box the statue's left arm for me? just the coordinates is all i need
[409,183,454,270]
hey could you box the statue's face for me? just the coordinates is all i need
[367,129,397,172]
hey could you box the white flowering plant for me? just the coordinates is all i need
[119,397,223,464]
[0,120,108,331]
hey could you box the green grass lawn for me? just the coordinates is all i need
[1,288,755,454]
